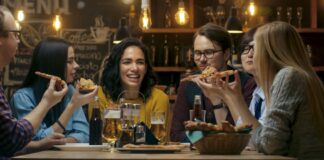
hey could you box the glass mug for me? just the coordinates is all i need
[150,111,166,142]
[102,108,122,147]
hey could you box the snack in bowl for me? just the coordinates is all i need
[35,71,65,91]
[180,66,234,82]
[79,78,96,94]
[185,121,252,155]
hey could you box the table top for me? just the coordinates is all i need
[14,150,295,160]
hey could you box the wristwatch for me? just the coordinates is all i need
[212,103,224,109]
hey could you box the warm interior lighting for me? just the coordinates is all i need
[139,0,152,30]
[225,7,243,34]
[17,10,25,22]
[53,15,62,32]
[248,1,256,16]
[175,0,189,25]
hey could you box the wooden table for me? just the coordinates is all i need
[14,150,295,160]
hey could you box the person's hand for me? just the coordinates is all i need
[70,82,98,108]
[16,132,66,155]
[195,70,242,105]
[40,78,68,109]
[36,133,66,150]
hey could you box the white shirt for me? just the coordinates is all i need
[236,86,266,125]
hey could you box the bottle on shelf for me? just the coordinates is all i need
[163,34,169,66]
[149,34,156,66]
[165,74,176,95]
[164,0,172,28]
[173,34,180,66]
[89,96,103,145]
[193,95,202,121]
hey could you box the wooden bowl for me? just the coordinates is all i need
[194,133,251,155]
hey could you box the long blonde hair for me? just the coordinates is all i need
[254,21,324,138]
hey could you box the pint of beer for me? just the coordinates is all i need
[103,109,122,143]
[150,112,166,142]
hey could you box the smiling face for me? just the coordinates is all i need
[193,35,229,71]
[119,46,147,91]
[65,46,79,83]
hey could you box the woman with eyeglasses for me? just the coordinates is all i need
[196,22,324,158]
[170,23,256,142]
[235,26,266,126]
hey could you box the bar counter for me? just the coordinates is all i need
[13,150,295,160]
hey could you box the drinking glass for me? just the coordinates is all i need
[150,111,166,142]
[286,7,292,24]
[276,6,283,21]
[297,7,303,28]
[102,108,122,149]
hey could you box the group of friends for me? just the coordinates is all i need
[0,5,324,159]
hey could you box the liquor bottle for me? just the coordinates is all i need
[164,0,172,28]
[165,75,176,95]
[173,34,180,66]
[193,95,202,121]
[163,35,169,66]
[149,34,156,65]
[89,96,103,145]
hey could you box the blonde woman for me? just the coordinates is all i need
[196,21,324,158]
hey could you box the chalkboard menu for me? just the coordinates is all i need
[62,28,110,81]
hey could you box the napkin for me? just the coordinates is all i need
[139,122,159,145]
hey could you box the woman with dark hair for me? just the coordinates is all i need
[11,37,98,143]
[88,38,169,141]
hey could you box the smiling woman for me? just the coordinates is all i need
[88,38,170,141]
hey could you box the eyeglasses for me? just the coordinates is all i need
[2,30,21,39]
[240,44,254,55]
[193,49,223,59]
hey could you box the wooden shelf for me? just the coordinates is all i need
[296,28,324,33]
[142,28,196,33]
[314,66,324,72]
[153,67,188,72]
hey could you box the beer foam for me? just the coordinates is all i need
[104,110,121,119]
[151,119,164,124]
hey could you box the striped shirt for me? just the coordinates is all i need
[0,85,34,158]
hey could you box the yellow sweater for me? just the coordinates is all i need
[88,86,170,129]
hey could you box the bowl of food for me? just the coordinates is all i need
[79,78,96,94]
[185,121,252,155]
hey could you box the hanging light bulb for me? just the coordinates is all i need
[15,20,21,30]
[139,0,152,30]
[248,0,256,16]
[53,15,62,32]
[17,10,25,22]
[175,0,189,25]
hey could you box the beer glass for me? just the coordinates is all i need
[150,111,166,142]
[102,108,122,148]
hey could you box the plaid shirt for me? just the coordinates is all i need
[0,84,34,157]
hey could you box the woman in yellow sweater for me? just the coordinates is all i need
[89,38,169,142]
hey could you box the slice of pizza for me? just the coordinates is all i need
[180,66,234,82]
[35,71,65,91]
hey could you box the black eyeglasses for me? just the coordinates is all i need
[240,44,254,55]
[193,49,223,59]
[2,30,21,39]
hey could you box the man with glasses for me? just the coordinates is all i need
[0,6,67,158]
[170,23,256,142]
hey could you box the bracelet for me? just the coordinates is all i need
[56,120,66,131]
